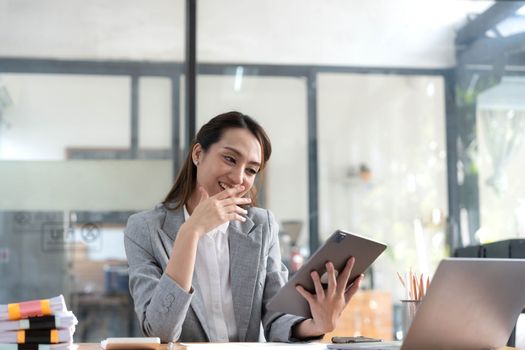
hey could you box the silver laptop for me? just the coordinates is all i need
[328,258,525,350]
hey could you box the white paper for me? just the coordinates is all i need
[101,337,160,350]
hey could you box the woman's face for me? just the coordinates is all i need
[193,128,262,198]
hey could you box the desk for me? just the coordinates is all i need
[77,343,518,350]
[80,344,325,350]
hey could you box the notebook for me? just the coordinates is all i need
[328,258,525,350]
[100,337,160,350]
[0,312,77,332]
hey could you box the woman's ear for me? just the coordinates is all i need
[192,143,203,166]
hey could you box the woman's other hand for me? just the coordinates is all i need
[294,257,363,338]
[185,185,251,237]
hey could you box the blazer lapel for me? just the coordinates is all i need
[153,208,182,264]
[229,216,262,342]
[158,206,211,341]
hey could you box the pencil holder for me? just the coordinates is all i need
[400,299,422,339]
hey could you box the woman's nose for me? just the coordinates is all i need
[228,167,244,185]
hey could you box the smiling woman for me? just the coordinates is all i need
[163,112,271,211]
[123,111,362,343]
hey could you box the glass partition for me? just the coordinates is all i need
[476,77,525,242]
[317,72,448,313]
[139,77,173,151]
[0,74,131,160]
[0,1,184,341]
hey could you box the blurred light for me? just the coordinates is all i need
[457,160,464,185]
[233,66,244,92]
[407,174,417,192]
[474,227,489,243]
[516,199,525,238]
[391,162,399,173]
[396,330,403,341]
[431,208,441,225]
[431,231,444,249]
[426,82,435,97]
[494,14,525,37]
[427,156,437,168]
[414,219,429,275]
[516,5,525,16]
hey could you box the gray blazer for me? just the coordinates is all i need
[124,203,305,342]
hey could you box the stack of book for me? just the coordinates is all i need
[0,295,77,350]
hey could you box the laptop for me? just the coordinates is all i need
[328,258,525,350]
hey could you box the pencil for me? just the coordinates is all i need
[419,274,424,300]
[397,272,406,288]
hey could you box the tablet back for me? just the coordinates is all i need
[267,230,387,317]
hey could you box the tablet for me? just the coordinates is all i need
[267,230,387,318]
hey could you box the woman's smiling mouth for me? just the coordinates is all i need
[219,181,234,190]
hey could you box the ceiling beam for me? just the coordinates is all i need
[458,31,525,66]
[456,2,524,47]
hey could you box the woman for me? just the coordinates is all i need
[124,111,363,342]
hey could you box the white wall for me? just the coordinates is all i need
[0,0,185,61]
[198,0,492,67]
[0,0,493,67]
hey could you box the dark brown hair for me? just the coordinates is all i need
[163,111,272,210]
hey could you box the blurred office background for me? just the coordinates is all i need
[1,0,525,345]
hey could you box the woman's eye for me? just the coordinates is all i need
[246,168,258,176]
[224,156,236,164]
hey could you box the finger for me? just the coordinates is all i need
[220,196,252,206]
[198,186,209,202]
[221,213,246,222]
[311,271,325,299]
[336,257,355,295]
[326,262,337,296]
[295,285,315,304]
[223,204,248,216]
[344,274,363,303]
[215,185,245,200]
[226,212,246,222]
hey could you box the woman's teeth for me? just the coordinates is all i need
[219,182,232,190]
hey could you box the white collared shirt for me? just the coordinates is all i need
[183,206,238,342]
